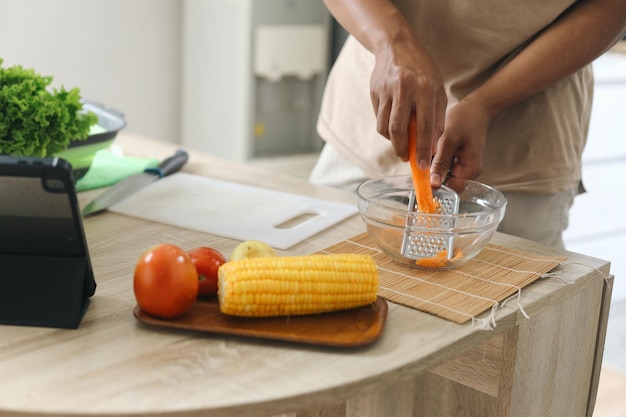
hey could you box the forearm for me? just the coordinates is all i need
[323,0,415,55]
[468,0,626,118]
[324,0,446,163]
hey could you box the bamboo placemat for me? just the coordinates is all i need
[320,233,566,325]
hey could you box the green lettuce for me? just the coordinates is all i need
[0,57,98,157]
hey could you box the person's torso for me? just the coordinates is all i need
[317,0,592,193]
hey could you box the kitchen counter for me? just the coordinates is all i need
[0,133,613,417]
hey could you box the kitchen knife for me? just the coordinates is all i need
[82,149,189,217]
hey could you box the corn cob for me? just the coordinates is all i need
[217,254,379,317]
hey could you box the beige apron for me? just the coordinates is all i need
[317,0,593,193]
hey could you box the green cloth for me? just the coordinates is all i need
[75,150,159,192]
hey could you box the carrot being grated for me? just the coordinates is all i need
[407,115,458,268]
[415,249,464,268]
[407,115,438,214]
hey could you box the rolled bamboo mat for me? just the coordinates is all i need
[320,233,566,325]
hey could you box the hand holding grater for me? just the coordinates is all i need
[401,185,460,260]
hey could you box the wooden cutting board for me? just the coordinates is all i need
[134,296,388,348]
[109,172,358,249]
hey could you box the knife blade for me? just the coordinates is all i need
[82,149,189,217]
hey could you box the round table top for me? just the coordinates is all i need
[0,134,608,417]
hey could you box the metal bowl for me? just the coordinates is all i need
[56,101,127,180]
[356,175,507,270]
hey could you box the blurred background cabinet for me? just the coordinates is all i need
[180,0,331,161]
[0,0,335,162]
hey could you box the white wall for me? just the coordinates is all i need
[0,0,181,144]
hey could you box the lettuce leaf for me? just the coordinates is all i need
[0,57,98,157]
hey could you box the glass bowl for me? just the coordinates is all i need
[356,175,507,270]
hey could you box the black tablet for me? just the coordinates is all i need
[0,155,96,328]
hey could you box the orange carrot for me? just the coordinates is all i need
[407,115,456,268]
[407,115,437,214]
[415,249,464,268]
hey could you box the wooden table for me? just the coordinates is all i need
[0,134,613,417]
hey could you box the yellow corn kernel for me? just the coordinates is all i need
[217,254,379,317]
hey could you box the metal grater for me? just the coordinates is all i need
[401,184,460,260]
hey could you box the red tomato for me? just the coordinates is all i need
[134,243,199,318]
[187,246,227,297]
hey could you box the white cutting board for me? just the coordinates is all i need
[109,172,358,249]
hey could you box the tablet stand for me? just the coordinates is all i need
[0,254,92,329]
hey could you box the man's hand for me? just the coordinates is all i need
[370,39,447,166]
[430,97,492,186]
[322,0,447,167]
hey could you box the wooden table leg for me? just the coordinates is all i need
[295,276,611,417]
[294,404,346,417]
[584,276,613,417]
[508,277,609,417]
[345,377,420,417]
[385,276,610,417]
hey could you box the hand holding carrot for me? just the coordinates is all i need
[408,115,437,214]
